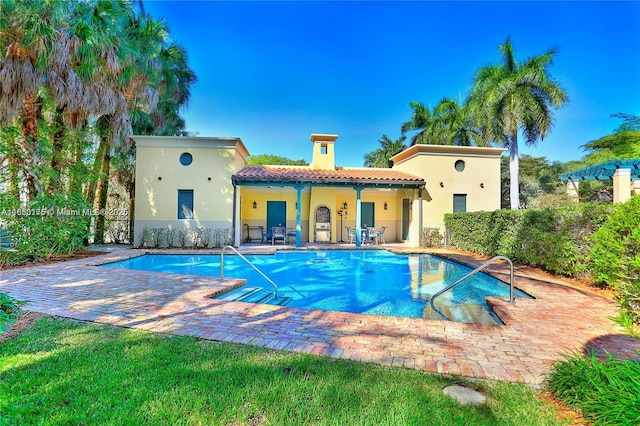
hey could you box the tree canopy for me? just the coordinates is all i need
[363,135,407,168]
[0,0,196,254]
[246,154,308,166]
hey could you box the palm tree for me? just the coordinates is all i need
[468,37,568,209]
[401,98,485,147]
[92,10,166,243]
[364,135,408,168]
[132,41,197,136]
[0,0,60,199]
[433,98,487,147]
[0,0,134,198]
[401,102,436,145]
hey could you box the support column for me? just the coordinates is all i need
[613,168,631,203]
[632,178,640,196]
[232,183,240,246]
[418,188,423,247]
[566,179,579,201]
[355,187,362,247]
[295,185,303,247]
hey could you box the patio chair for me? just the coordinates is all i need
[378,226,386,244]
[346,226,356,244]
[366,227,379,245]
[272,226,286,245]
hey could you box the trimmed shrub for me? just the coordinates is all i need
[444,203,611,277]
[590,196,640,327]
[420,227,443,248]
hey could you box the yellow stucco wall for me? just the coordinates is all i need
[133,134,503,248]
[309,134,337,170]
[133,136,247,245]
[238,187,402,243]
[240,188,311,242]
[391,145,505,246]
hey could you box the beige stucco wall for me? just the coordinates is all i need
[391,145,505,246]
[133,136,248,245]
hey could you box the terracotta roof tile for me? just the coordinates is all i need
[233,166,424,187]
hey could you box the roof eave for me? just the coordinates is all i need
[232,176,425,188]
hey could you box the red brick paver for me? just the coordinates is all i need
[1,248,638,385]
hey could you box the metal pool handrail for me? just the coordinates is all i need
[220,245,279,299]
[429,255,515,321]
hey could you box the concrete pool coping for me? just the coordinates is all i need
[2,245,638,385]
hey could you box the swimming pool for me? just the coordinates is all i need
[101,250,532,324]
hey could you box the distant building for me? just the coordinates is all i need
[133,133,504,247]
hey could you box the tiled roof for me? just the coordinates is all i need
[233,166,425,187]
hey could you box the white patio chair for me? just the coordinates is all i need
[378,226,386,244]
[346,226,356,244]
[366,227,379,245]
[272,226,286,245]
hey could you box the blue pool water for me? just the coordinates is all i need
[101,250,532,323]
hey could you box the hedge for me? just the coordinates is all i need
[589,196,640,327]
[444,204,612,277]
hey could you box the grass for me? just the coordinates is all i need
[0,317,567,426]
[546,351,640,426]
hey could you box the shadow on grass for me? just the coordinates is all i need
[0,317,547,426]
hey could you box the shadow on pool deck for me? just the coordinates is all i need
[1,246,638,385]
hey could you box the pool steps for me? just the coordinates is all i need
[426,303,500,325]
[219,286,292,306]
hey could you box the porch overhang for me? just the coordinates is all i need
[232,166,425,247]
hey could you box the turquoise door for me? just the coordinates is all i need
[360,202,375,228]
[267,201,286,231]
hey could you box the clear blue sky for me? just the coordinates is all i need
[145,1,640,167]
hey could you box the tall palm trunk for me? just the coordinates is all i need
[85,137,107,207]
[6,139,22,200]
[68,126,87,196]
[93,136,111,244]
[48,109,66,194]
[508,132,520,210]
[19,94,43,201]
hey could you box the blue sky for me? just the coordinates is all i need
[144,1,640,167]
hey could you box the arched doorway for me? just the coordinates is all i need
[314,205,331,242]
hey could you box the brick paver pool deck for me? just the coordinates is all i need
[2,246,638,385]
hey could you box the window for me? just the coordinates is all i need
[321,144,327,154]
[179,152,193,166]
[453,194,467,213]
[178,190,194,219]
[454,159,465,172]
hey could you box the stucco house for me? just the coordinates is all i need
[133,133,504,247]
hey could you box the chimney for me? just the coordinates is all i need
[309,134,338,170]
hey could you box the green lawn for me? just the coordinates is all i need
[0,317,567,425]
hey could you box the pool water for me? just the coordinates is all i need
[102,250,532,324]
